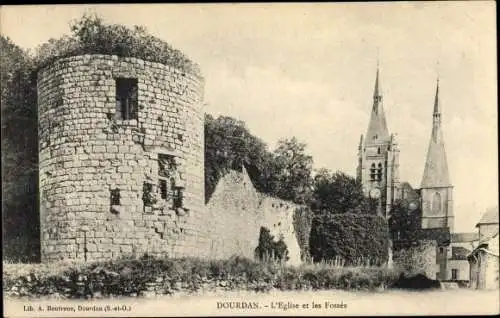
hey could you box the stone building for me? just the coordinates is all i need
[38,54,206,262]
[447,232,479,282]
[357,66,455,280]
[468,207,500,289]
[356,66,400,217]
[37,54,304,264]
[205,166,305,266]
[420,79,454,233]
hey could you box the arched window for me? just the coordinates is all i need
[377,147,381,154]
[377,163,383,181]
[370,163,376,181]
[432,192,442,214]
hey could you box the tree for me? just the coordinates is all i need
[254,226,289,263]
[310,169,377,215]
[204,114,272,202]
[1,36,39,262]
[266,137,314,204]
[33,13,199,75]
[388,199,422,248]
[309,213,389,265]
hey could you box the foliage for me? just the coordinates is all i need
[311,169,377,216]
[204,114,272,202]
[389,199,451,251]
[388,199,422,249]
[1,36,40,262]
[309,213,390,266]
[204,115,314,205]
[265,137,314,204]
[292,207,314,261]
[254,227,289,263]
[3,255,400,299]
[33,14,200,75]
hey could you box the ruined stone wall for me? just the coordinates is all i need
[205,168,303,266]
[393,240,437,279]
[38,54,205,262]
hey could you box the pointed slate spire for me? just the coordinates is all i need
[365,64,390,145]
[421,78,451,188]
[434,77,440,114]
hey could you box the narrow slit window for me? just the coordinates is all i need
[172,186,184,210]
[159,179,168,200]
[370,163,376,181]
[377,163,383,181]
[142,182,154,207]
[115,78,138,120]
[110,189,121,205]
[158,154,176,204]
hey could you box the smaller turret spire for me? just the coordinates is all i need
[358,134,364,151]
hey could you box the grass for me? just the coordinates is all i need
[3,255,400,299]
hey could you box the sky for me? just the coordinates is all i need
[1,2,497,233]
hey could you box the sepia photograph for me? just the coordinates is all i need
[1,2,498,316]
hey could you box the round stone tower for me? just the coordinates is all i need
[38,54,205,262]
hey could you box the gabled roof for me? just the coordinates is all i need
[451,232,479,243]
[419,227,451,246]
[468,233,500,259]
[476,207,499,226]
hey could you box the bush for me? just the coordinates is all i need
[309,213,390,266]
[293,206,313,261]
[33,14,200,76]
[254,227,289,262]
[3,256,400,299]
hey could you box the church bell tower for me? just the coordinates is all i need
[420,78,454,232]
[357,65,400,218]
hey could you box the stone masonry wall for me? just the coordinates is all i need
[393,240,438,279]
[205,168,303,266]
[38,54,206,262]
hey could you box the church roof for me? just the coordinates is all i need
[421,80,452,188]
[365,66,390,145]
[451,232,479,243]
[419,227,451,246]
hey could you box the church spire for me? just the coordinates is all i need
[431,77,441,142]
[421,78,451,188]
[434,77,440,114]
[365,64,389,145]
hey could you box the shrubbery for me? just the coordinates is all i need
[34,14,200,75]
[293,206,313,261]
[309,213,390,266]
[3,255,399,299]
[254,227,289,262]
